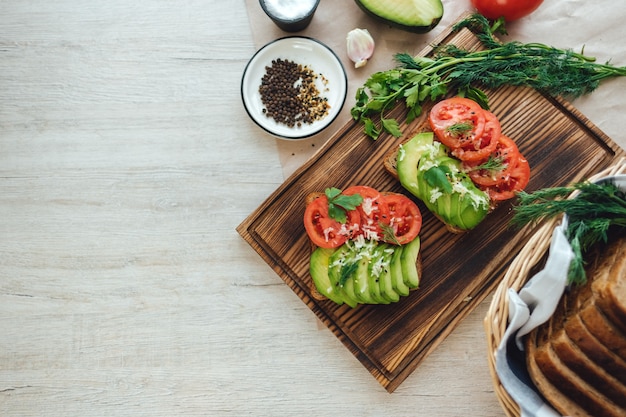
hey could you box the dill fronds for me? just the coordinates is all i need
[511,181,626,284]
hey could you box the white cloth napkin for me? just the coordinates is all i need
[495,224,572,417]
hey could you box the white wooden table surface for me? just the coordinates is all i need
[1,1,624,416]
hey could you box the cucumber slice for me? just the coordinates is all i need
[354,0,443,34]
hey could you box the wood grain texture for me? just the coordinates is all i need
[238,19,625,392]
[1,0,625,416]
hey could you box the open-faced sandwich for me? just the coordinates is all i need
[303,185,422,307]
[385,97,530,233]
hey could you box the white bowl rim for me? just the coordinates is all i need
[240,36,348,140]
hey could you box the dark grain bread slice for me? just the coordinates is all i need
[591,237,626,335]
[526,328,590,417]
[550,327,626,408]
[564,313,626,385]
[527,234,626,415]
[530,262,626,414]
[530,338,624,416]
[543,283,626,407]
[578,301,626,361]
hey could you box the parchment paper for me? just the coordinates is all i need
[243,0,626,177]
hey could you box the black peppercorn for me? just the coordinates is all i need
[258,58,330,128]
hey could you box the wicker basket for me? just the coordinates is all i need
[484,156,626,417]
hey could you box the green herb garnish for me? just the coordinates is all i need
[511,181,626,284]
[423,166,453,193]
[338,261,359,287]
[380,222,401,245]
[351,13,626,140]
[325,187,363,223]
[446,122,474,137]
[472,155,506,173]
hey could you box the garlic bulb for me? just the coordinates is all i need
[346,28,375,68]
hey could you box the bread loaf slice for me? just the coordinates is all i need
[591,237,626,335]
[527,234,626,415]
[546,280,626,408]
[550,328,626,408]
[571,237,626,360]
[526,328,590,417]
[530,266,626,414]
[578,302,626,361]
[530,338,623,416]
[564,314,626,385]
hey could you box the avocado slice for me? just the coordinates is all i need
[328,245,359,308]
[399,132,489,231]
[400,236,421,289]
[353,254,376,304]
[367,244,394,304]
[397,132,435,197]
[390,244,411,296]
[310,247,345,305]
[354,0,443,34]
[376,244,401,303]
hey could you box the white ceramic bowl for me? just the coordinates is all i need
[241,36,347,140]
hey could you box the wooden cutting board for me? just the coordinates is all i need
[236,15,625,392]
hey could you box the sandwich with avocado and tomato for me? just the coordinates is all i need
[303,185,423,308]
[385,97,530,233]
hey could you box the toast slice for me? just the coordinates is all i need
[383,127,500,234]
[383,135,467,234]
[305,190,423,305]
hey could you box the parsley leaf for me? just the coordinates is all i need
[423,166,453,193]
[325,188,363,223]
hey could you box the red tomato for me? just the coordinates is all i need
[343,185,390,241]
[451,110,501,162]
[464,135,521,186]
[471,0,544,22]
[303,195,361,248]
[483,154,531,201]
[429,97,486,151]
[383,194,422,245]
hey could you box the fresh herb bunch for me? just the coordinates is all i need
[351,13,626,140]
[511,180,626,285]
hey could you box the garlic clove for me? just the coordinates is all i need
[346,28,375,68]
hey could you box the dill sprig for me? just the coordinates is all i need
[511,181,626,284]
[351,13,626,140]
[445,121,474,136]
[472,155,506,172]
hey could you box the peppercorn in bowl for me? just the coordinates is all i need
[241,37,347,140]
